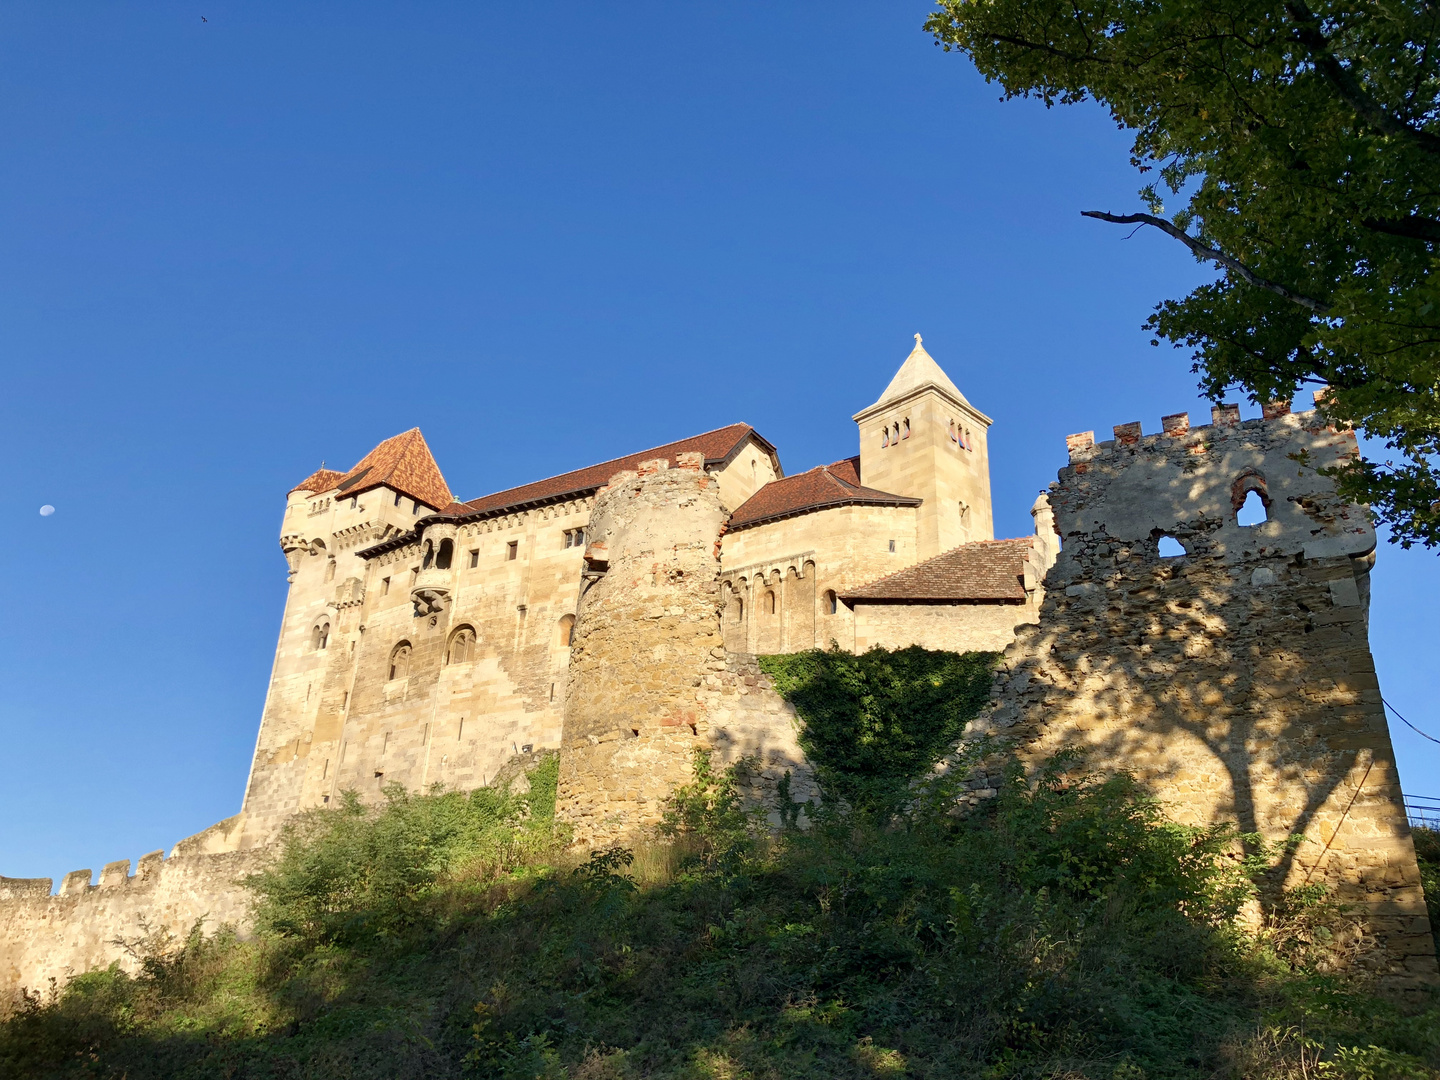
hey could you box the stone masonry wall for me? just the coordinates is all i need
[957,399,1437,991]
[0,822,265,1002]
[556,455,733,843]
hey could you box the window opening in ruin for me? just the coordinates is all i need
[558,614,576,647]
[964,428,973,450]
[522,743,532,753]
[325,558,336,582]
[507,540,518,560]
[469,548,479,568]
[736,598,744,620]
[312,621,330,650]
[550,682,556,702]
[1237,489,1268,527]
[382,576,391,595]
[824,589,838,615]
[447,626,476,664]
[892,422,900,444]
[1158,535,1186,558]
[882,427,889,448]
[436,538,454,570]
[766,590,776,614]
[631,728,640,737]
[375,770,384,781]
[888,539,896,552]
[388,641,412,680]
[902,418,910,440]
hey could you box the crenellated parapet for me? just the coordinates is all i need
[0,818,262,1001]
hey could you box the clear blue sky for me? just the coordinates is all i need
[2,2,1436,884]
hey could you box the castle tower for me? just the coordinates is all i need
[852,335,994,560]
[555,454,729,843]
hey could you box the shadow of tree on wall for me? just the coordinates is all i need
[986,523,1398,923]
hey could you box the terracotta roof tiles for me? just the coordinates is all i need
[843,538,1035,602]
[290,468,345,495]
[461,424,771,517]
[292,429,453,511]
[727,457,918,530]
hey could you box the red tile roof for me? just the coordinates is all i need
[312,429,454,511]
[290,468,345,495]
[727,458,918,531]
[460,424,773,516]
[843,538,1035,602]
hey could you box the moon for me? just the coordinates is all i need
[39,505,55,517]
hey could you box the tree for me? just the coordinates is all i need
[926,0,1440,546]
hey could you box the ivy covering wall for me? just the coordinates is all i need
[758,645,998,812]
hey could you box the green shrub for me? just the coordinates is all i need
[759,645,998,812]
[4,752,1438,1079]
[249,753,561,943]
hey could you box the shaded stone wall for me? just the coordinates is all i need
[960,400,1437,990]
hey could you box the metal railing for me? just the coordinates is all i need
[1404,794,1440,831]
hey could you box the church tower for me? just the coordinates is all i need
[852,335,994,560]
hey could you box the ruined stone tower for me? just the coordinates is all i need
[966,398,1438,990]
[555,453,731,842]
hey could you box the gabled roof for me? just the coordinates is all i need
[727,457,920,531]
[461,424,775,517]
[855,334,980,418]
[290,468,346,495]
[296,429,454,511]
[843,537,1035,603]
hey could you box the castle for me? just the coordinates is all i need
[2,337,1436,995]
[231,334,1056,847]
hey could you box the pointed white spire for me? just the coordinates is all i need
[867,333,971,412]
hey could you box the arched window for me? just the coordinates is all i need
[948,419,957,443]
[436,538,454,570]
[902,418,910,440]
[824,589,838,615]
[1237,489,1268,526]
[882,427,889,448]
[421,541,434,570]
[964,428,972,450]
[765,589,777,615]
[311,621,330,650]
[446,626,476,664]
[558,614,576,647]
[388,641,412,681]
[736,597,744,621]
[324,558,336,583]
[892,423,900,444]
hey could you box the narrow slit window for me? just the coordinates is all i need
[507,540,518,561]
[469,549,479,568]
[382,576,391,595]
[888,539,896,553]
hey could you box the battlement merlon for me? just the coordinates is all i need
[1053,396,1372,569]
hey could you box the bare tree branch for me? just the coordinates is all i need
[1081,210,1331,313]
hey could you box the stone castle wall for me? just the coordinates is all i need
[555,455,818,843]
[0,818,264,1001]
[955,400,1437,990]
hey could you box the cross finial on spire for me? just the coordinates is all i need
[914,333,922,346]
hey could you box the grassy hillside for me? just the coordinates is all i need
[3,648,1438,1079]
